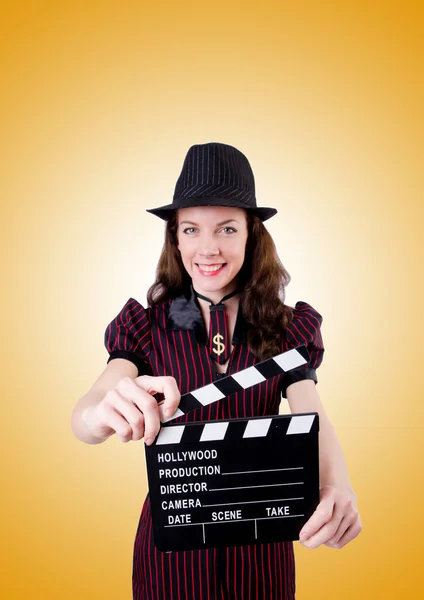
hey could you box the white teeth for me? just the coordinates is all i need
[198,264,224,272]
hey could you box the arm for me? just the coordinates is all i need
[286,379,354,495]
[286,379,362,549]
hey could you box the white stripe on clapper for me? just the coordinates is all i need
[272,347,307,371]
[231,366,266,389]
[200,422,229,442]
[286,414,315,435]
[155,425,185,445]
[192,383,226,406]
[243,418,272,438]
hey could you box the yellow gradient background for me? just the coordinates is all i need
[1,1,422,598]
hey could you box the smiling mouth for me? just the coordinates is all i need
[196,263,226,273]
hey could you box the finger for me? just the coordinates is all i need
[109,393,146,442]
[115,378,162,442]
[157,402,183,423]
[98,395,138,443]
[301,500,345,549]
[160,377,181,417]
[82,404,115,439]
[304,501,351,548]
[140,376,181,420]
[326,506,358,547]
[327,512,362,549]
[327,518,363,549]
[324,515,350,547]
[301,516,341,549]
[299,491,335,541]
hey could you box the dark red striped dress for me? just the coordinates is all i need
[104,285,325,600]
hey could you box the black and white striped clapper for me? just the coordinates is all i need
[158,344,311,423]
[145,412,320,551]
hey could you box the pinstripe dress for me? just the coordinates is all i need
[104,284,325,600]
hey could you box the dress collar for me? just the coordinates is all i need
[166,283,246,345]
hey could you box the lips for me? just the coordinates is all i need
[196,263,227,275]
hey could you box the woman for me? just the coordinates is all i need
[71,142,362,599]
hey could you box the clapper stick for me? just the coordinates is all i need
[158,344,310,423]
[144,343,320,551]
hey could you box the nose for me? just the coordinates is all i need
[199,246,220,257]
[198,232,220,257]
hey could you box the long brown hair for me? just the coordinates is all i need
[146,210,295,360]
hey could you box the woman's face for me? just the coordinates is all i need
[176,206,248,302]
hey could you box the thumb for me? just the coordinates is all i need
[135,375,181,420]
[300,487,335,540]
[158,400,184,422]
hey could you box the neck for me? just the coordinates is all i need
[192,283,239,306]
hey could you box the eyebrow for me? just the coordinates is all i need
[179,219,239,226]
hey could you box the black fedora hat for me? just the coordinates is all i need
[146,142,278,222]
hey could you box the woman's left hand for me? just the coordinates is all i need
[298,485,362,549]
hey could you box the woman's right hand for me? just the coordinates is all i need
[81,375,181,445]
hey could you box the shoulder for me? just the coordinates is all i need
[104,297,148,330]
[104,298,152,343]
[285,300,323,345]
[281,301,325,396]
[113,297,150,323]
[290,300,323,328]
[104,298,154,359]
[109,296,176,322]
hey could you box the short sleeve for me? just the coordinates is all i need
[281,301,325,398]
[104,298,152,377]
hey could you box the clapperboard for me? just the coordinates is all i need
[144,345,320,551]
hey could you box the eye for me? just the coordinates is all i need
[181,226,236,235]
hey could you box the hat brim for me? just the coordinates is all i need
[146,197,277,222]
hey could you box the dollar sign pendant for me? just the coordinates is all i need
[213,333,225,356]
[208,302,230,364]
